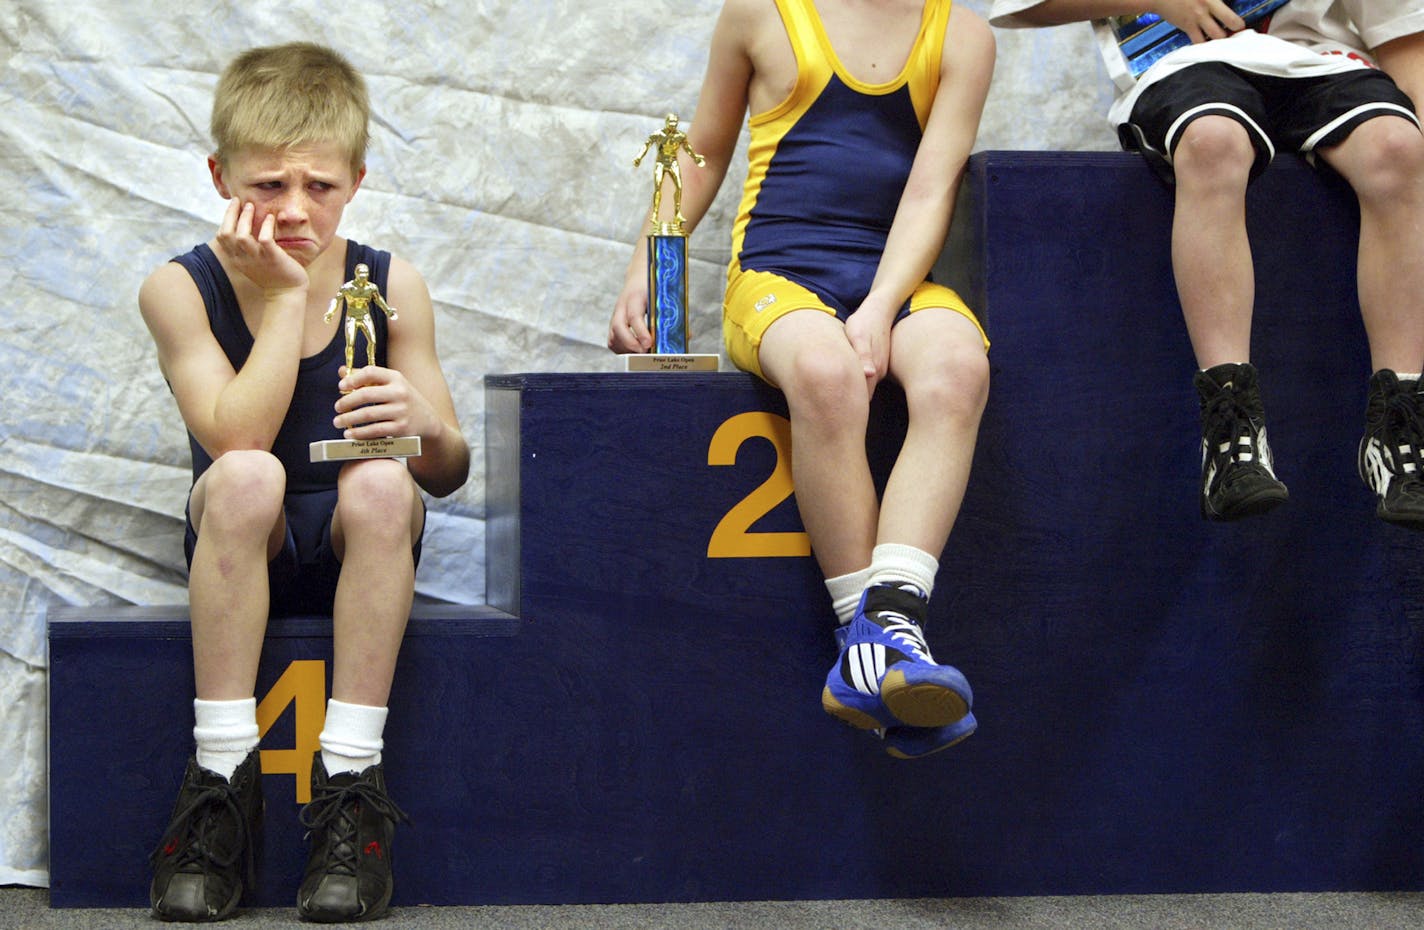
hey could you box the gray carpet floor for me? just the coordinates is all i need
[7,886,1424,929]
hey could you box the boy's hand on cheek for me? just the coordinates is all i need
[217,199,309,296]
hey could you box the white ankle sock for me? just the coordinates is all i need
[320,699,388,775]
[193,697,259,781]
[825,566,873,627]
[867,543,939,600]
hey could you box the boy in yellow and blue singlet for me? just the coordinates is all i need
[611,0,995,758]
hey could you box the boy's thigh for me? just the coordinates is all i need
[1124,64,1417,180]
[724,271,988,382]
[1290,69,1418,158]
[723,265,841,381]
[890,297,991,397]
[906,282,989,352]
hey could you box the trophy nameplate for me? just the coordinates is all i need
[309,436,422,462]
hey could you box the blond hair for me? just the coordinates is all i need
[211,42,369,176]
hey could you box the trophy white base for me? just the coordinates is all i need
[309,436,422,462]
[622,354,719,372]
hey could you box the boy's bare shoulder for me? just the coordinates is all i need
[385,254,429,295]
[138,257,202,319]
[948,4,994,46]
[946,4,996,65]
[719,0,783,38]
[383,253,436,321]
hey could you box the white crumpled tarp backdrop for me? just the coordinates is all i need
[0,0,1111,885]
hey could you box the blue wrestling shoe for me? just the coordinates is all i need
[822,584,973,730]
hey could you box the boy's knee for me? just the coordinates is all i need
[1348,118,1424,204]
[336,459,416,530]
[203,450,285,516]
[1173,116,1255,185]
[906,347,989,424]
[782,348,867,422]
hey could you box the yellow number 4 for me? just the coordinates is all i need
[255,659,326,803]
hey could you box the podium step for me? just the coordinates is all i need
[48,152,1424,906]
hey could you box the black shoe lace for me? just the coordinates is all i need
[149,781,253,877]
[1201,391,1264,477]
[300,778,410,877]
[1376,388,1424,493]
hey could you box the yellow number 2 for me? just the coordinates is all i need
[707,411,811,559]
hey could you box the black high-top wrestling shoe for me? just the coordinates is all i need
[1359,369,1424,527]
[1194,362,1289,520]
[150,751,263,922]
[296,754,409,923]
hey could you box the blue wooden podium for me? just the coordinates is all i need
[48,152,1424,907]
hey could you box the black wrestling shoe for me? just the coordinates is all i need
[297,755,410,923]
[1194,363,1289,520]
[1359,369,1424,527]
[150,751,263,922]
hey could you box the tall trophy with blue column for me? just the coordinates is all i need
[626,113,719,371]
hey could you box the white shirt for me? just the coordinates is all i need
[989,0,1424,125]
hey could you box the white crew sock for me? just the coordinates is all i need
[825,566,873,627]
[320,699,388,775]
[193,697,260,781]
[867,543,939,601]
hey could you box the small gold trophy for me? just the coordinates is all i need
[625,113,718,372]
[308,263,423,462]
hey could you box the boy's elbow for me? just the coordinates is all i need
[419,440,471,499]
[1005,3,1081,27]
[433,459,471,499]
[216,429,280,457]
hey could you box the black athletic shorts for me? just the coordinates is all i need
[1120,62,1418,182]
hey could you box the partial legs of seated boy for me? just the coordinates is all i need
[1126,63,1424,524]
[150,453,420,923]
[738,281,990,758]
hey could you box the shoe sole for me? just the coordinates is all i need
[821,686,890,730]
[297,896,392,924]
[880,668,972,728]
[151,881,241,923]
[883,714,978,760]
[1377,504,1424,529]
[882,675,974,726]
[1203,486,1289,521]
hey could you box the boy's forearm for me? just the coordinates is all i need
[647,150,731,237]
[1375,31,1424,109]
[1006,0,1141,25]
[865,183,956,316]
[408,420,470,498]
[208,293,306,453]
[863,5,992,312]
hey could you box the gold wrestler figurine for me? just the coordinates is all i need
[633,113,706,232]
[325,263,398,387]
